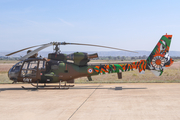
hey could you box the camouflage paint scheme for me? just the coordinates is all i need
[91,34,173,76]
[41,34,173,83]
[93,60,147,74]
[8,34,173,83]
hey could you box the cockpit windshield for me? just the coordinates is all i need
[8,61,23,80]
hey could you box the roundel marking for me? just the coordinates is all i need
[88,68,93,74]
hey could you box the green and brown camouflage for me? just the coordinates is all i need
[8,34,174,84]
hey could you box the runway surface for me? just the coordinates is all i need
[0,83,180,120]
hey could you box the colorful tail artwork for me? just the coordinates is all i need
[92,34,173,76]
[146,34,173,76]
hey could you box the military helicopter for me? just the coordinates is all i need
[6,34,173,89]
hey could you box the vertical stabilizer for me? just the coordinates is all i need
[146,34,173,76]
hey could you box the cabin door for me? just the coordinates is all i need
[36,60,46,81]
[19,60,46,83]
[20,60,39,82]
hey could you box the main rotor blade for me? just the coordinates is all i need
[6,45,42,56]
[20,43,52,60]
[64,42,138,53]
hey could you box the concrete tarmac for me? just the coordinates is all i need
[0,83,180,120]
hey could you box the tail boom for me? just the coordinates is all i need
[91,34,173,77]
[93,60,147,74]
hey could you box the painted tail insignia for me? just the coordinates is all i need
[146,34,173,76]
[93,34,173,76]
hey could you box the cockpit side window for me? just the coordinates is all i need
[22,62,29,70]
[21,61,38,77]
[39,61,46,70]
[28,61,38,69]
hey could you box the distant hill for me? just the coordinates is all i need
[0,51,180,57]
[95,51,180,57]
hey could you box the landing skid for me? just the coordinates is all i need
[31,83,74,88]
[21,86,68,90]
[21,81,74,90]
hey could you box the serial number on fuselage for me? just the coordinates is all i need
[23,78,32,82]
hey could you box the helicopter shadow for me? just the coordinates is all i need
[0,86,147,92]
[0,87,38,92]
[70,86,147,90]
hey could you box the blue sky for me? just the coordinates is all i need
[0,0,180,53]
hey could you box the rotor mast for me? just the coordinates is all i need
[54,44,60,54]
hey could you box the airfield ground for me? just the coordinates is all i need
[0,83,180,120]
[0,60,180,120]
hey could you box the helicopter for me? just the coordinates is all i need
[6,34,173,89]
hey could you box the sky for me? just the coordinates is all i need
[0,0,180,54]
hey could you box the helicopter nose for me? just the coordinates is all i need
[7,61,23,82]
[8,69,18,82]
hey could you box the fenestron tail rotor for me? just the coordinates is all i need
[6,42,137,60]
